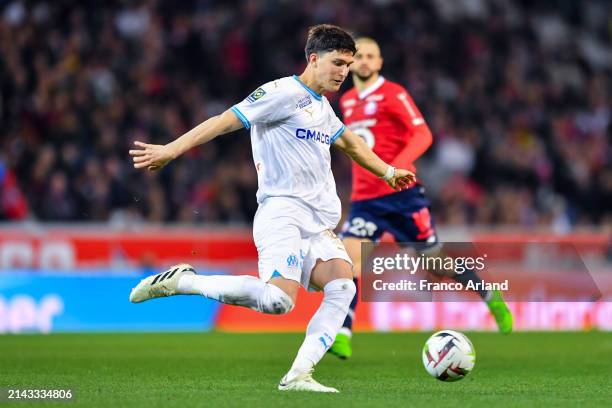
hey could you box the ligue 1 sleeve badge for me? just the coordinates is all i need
[246,87,266,103]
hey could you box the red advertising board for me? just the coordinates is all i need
[0,227,257,269]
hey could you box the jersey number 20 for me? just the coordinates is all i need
[348,217,378,238]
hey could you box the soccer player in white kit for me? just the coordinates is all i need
[128,24,415,393]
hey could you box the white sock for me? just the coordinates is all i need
[284,278,356,381]
[177,274,294,314]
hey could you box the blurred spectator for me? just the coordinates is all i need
[0,0,610,229]
[0,157,28,220]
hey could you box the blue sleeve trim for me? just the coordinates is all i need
[231,106,251,129]
[330,124,346,144]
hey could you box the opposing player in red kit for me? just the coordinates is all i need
[329,38,513,359]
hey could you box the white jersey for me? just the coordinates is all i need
[231,75,346,231]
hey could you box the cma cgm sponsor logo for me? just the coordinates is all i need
[296,128,331,145]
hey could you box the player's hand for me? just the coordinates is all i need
[129,141,175,172]
[386,168,416,191]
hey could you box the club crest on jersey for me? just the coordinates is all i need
[287,254,298,268]
[246,87,266,103]
[364,101,378,115]
[296,95,312,109]
[286,253,300,273]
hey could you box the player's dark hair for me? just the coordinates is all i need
[304,24,356,61]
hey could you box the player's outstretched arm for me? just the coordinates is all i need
[334,127,416,190]
[129,109,244,171]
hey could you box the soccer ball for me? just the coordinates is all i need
[422,330,475,381]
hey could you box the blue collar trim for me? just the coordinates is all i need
[293,75,322,101]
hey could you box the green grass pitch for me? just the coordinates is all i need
[1,332,611,407]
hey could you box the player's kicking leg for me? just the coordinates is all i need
[130,264,295,313]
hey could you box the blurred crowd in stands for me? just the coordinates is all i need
[1,0,610,231]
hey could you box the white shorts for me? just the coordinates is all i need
[253,197,352,291]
